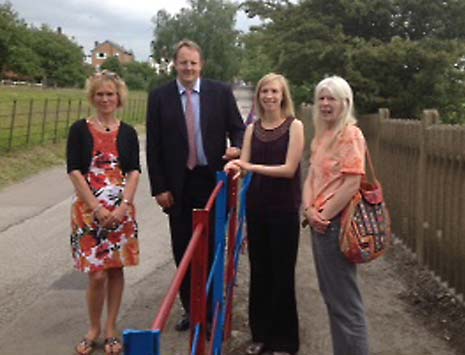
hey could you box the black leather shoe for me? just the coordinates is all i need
[175,314,190,331]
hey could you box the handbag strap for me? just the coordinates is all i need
[365,144,380,185]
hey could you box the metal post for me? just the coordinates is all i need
[191,209,209,355]
[26,99,33,145]
[41,99,48,144]
[77,99,82,121]
[65,99,72,133]
[7,99,17,151]
[212,172,228,353]
[225,175,238,339]
[53,98,61,143]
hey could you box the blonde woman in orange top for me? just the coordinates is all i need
[302,76,369,355]
[67,71,140,355]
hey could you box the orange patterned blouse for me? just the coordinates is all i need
[308,125,366,211]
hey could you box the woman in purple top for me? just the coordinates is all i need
[225,73,304,355]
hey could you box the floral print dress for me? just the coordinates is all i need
[70,122,139,272]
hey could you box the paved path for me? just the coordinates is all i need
[0,162,456,354]
[0,85,458,354]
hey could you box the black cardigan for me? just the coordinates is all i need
[66,118,141,175]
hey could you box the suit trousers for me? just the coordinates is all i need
[246,210,300,354]
[168,166,216,313]
[311,215,369,355]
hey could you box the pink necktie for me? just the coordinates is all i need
[185,89,198,170]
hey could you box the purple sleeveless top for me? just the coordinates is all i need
[246,117,301,213]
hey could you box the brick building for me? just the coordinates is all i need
[91,40,135,69]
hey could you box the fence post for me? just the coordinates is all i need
[65,99,72,133]
[77,99,82,121]
[41,99,48,144]
[26,99,33,145]
[415,109,439,263]
[140,98,145,122]
[8,99,17,151]
[376,108,389,163]
[53,98,61,143]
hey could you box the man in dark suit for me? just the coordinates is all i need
[146,39,245,331]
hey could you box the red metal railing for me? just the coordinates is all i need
[124,172,250,355]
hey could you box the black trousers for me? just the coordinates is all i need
[168,166,216,313]
[246,210,300,354]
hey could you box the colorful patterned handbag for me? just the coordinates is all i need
[339,147,392,263]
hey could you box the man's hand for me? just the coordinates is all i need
[155,191,174,209]
[222,147,241,160]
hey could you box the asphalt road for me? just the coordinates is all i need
[0,157,184,354]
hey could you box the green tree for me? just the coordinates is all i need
[391,0,465,40]
[123,61,154,90]
[5,23,43,80]
[147,71,176,92]
[0,2,42,79]
[1,3,86,87]
[0,2,16,73]
[239,31,274,84]
[101,56,124,77]
[31,25,86,87]
[151,0,242,82]
[242,0,465,120]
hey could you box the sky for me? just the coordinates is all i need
[5,0,259,62]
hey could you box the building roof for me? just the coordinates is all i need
[91,40,134,56]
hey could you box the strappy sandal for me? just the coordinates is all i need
[75,338,96,354]
[104,337,123,355]
[246,342,265,355]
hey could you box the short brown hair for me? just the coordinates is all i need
[173,39,203,62]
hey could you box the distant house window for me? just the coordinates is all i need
[97,52,107,59]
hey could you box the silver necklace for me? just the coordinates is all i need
[95,117,115,132]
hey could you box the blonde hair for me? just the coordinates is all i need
[311,75,357,151]
[254,73,295,119]
[86,70,128,108]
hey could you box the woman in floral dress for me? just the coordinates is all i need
[66,71,140,355]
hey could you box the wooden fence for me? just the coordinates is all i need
[0,97,147,151]
[298,105,465,299]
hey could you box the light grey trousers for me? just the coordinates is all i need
[311,216,370,355]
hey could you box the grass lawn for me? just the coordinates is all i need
[0,123,145,191]
[0,86,147,190]
[0,86,147,151]
[0,141,66,191]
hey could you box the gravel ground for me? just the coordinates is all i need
[222,234,463,355]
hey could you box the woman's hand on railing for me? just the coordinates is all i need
[224,159,242,179]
